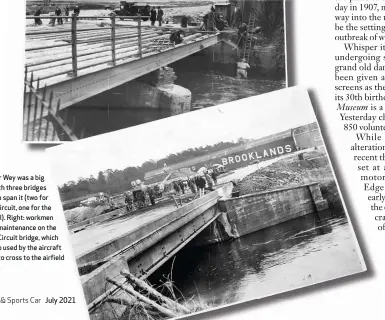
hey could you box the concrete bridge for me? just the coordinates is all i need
[24,15,222,131]
[64,153,330,320]
[73,183,233,319]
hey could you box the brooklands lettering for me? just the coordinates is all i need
[221,144,293,165]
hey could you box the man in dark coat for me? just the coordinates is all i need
[157,7,164,26]
[169,30,184,45]
[65,5,70,22]
[196,176,206,198]
[211,169,218,184]
[148,188,156,206]
[173,181,180,194]
[125,192,134,212]
[179,181,185,194]
[34,7,42,25]
[206,6,216,31]
[181,15,188,28]
[150,7,157,26]
[74,5,80,16]
[238,23,248,48]
[55,6,63,25]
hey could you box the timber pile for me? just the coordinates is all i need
[105,269,191,320]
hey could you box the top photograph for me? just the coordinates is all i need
[23,0,286,142]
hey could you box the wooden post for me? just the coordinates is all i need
[23,67,28,109]
[25,72,34,141]
[110,14,116,65]
[37,85,47,142]
[137,15,143,58]
[52,99,61,141]
[71,115,76,135]
[31,79,40,141]
[44,91,54,141]
[70,14,78,77]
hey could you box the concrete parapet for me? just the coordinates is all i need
[81,183,233,308]
[216,183,329,239]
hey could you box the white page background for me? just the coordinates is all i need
[0,1,380,319]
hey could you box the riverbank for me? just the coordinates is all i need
[237,149,344,209]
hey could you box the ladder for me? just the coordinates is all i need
[242,10,257,63]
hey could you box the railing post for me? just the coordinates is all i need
[70,14,78,77]
[110,14,116,65]
[137,15,142,58]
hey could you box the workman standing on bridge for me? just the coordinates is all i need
[157,7,164,26]
[206,6,216,31]
[237,58,250,79]
[64,5,70,22]
[181,15,188,28]
[211,169,218,184]
[196,175,206,198]
[148,188,156,206]
[173,181,180,194]
[56,6,63,25]
[179,181,185,194]
[34,7,43,26]
[238,23,248,48]
[74,5,80,17]
[125,192,134,212]
[188,178,197,194]
[150,7,157,26]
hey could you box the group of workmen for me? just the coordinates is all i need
[34,5,80,26]
[149,7,164,27]
[124,187,156,212]
[173,169,219,198]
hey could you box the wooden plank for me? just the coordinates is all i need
[28,34,169,74]
[25,31,161,64]
[23,34,220,125]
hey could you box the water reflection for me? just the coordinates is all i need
[62,55,285,138]
[150,209,364,307]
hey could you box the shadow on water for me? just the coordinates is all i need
[171,52,286,109]
[148,208,362,306]
[61,48,285,138]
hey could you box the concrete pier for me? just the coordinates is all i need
[124,81,191,116]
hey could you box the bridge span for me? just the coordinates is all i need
[71,183,233,320]
[24,15,221,129]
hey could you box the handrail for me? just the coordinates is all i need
[26,27,112,36]
[26,15,150,19]
[26,14,146,79]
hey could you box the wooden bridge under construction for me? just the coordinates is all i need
[24,14,222,141]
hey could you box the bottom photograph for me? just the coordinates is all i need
[47,87,366,320]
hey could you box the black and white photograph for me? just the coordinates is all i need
[23,0,286,142]
[47,87,366,320]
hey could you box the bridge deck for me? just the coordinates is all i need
[25,24,172,87]
[24,19,220,126]
[71,201,176,259]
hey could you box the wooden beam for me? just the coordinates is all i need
[23,34,220,125]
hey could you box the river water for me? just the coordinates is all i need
[65,55,285,138]
[150,209,364,309]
